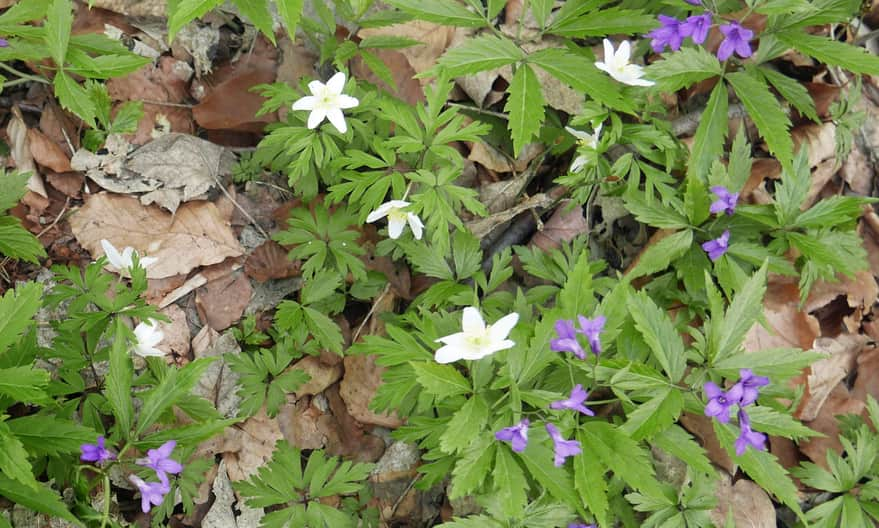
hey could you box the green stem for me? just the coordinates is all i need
[100,474,111,528]
[0,63,49,85]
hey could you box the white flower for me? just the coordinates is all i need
[434,307,519,364]
[100,239,157,272]
[366,200,424,240]
[566,123,603,173]
[133,320,164,358]
[291,72,359,133]
[594,39,655,87]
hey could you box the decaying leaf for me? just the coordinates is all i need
[6,107,47,199]
[27,128,73,173]
[156,304,191,358]
[711,474,776,528]
[69,193,244,279]
[202,459,263,528]
[796,334,866,421]
[743,277,820,352]
[195,269,253,331]
[245,240,299,282]
[192,326,242,419]
[278,398,327,450]
[530,200,589,251]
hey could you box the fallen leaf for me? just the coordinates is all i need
[852,345,879,406]
[290,356,342,397]
[195,269,253,331]
[156,304,191,358]
[45,171,83,199]
[323,384,386,462]
[467,192,556,241]
[27,128,72,173]
[202,459,263,528]
[711,473,777,528]
[530,200,589,251]
[357,21,457,78]
[6,106,47,198]
[795,334,866,421]
[192,326,242,419]
[743,276,820,352]
[800,384,865,468]
[278,397,327,450]
[678,412,734,474]
[245,240,299,282]
[69,193,244,279]
[220,407,284,482]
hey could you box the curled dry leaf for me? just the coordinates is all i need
[289,356,342,397]
[69,193,244,279]
[156,304,191,358]
[245,240,300,282]
[202,459,263,528]
[743,276,820,352]
[795,334,866,421]
[6,106,47,199]
[195,269,253,331]
[26,128,72,173]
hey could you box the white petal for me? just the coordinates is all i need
[407,213,424,240]
[461,307,485,335]
[487,339,516,354]
[292,95,317,111]
[307,108,327,129]
[326,108,348,133]
[120,247,135,269]
[489,312,518,343]
[571,155,587,173]
[337,94,359,109]
[366,203,393,223]
[326,72,347,94]
[100,239,124,269]
[385,199,410,209]
[134,345,165,358]
[308,80,326,96]
[594,61,610,74]
[565,126,591,141]
[387,216,406,239]
[138,256,158,269]
[434,344,464,364]
[602,39,614,62]
[594,122,603,139]
[436,331,468,346]
[617,40,631,62]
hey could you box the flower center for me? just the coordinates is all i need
[388,208,408,223]
[466,332,491,348]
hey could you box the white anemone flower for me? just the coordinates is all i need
[434,307,519,364]
[366,200,424,240]
[594,39,655,87]
[566,123,603,173]
[100,239,157,272]
[133,320,164,358]
[291,72,359,133]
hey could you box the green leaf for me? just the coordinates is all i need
[528,48,633,113]
[6,415,96,456]
[714,347,824,379]
[580,421,664,497]
[746,406,821,440]
[684,173,711,225]
[505,64,545,156]
[0,171,30,212]
[0,217,46,264]
[275,0,305,41]
[620,388,684,440]
[232,0,275,43]
[410,361,471,397]
[529,0,553,27]
[557,250,596,316]
[384,0,487,27]
[0,366,48,403]
[358,35,423,49]
[646,47,722,92]
[0,474,81,525]
[759,66,819,122]
[53,72,96,127]
[138,418,240,447]
[548,7,656,37]
[627,291,687,382]
[713,263,767,363]
[0,282,41,357]
[0,0,50,24]
[795,196,874,229]
[436,34,523,77]
[44,0,72,67]
[776,30,879,75]
[168,0,224,41]
[136,357,216,436]
[106,318,134,439]
[494,447,527,516]
[623,192,690,229]
[688,81,728,180]
[652,425,714,475]
[0,421,39,489]
[302,306,343,354]
[518,430,585,516]
[726,70,793,169]
[439,395,488,454]
[714,421,805,520]
[449,436,495,497]
[574,443,609,525]
[625,229,693,281]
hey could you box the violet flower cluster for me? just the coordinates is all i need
[646,2,754,61]
[551,314,605,359]
[701,185,739,261]
[79,437,183,513]
[703,369,770,455]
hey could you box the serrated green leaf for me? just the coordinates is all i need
[548,7,656,37]
[795,196,873,229]
[168,0,224,41]
[620,387,684,440]
[529,48,634,113]
[713,263,767,363]
[727,70,793,169]
[746,406,820,440]
[574,442,608,525]
[276,0,305,42]
[436,34,523,77]
[44,0,72,67]
[714,347,823,379]
[627,291,687,382]
[106,318,133,439]
[0,366,48,403]
[0,474,81,525]
[0,0,50,24]
[449,436,495,497]
[776,30,879,75]
[0,421,38,489]
[232,0,275,43]
[623,192,690,229]
[6,415,96,456]
[411,361,471,397]
[139,418,240,447]
[358,35,423,49]
[0,282,41,358]
[557,250,596,317]
[53,72,96,127]
[652,424,714,475]
[439,396,488,454]
[580,421,665,497]
[625,229,694,282]
[759,66,819,122]
[688,81,728,180]
[505,64,545,156]
[302,306,343,354]
[684,173,711,225]
[646,47,722,92]
[518,430,585,516]
[0,171,30,212]
[0,217,45,264]
[136,357,216,436]
[494,447,527,516]
[384,0,487,27]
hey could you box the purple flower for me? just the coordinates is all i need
[136,440,183,486]
[577,315,606,356]
[495,419,530,452]
[734,410,767,455]
[647,15,685,53]
[550,384,595,416]
[709,186,739,216]
[704,381,743,423]
[0,38,8,48]
[717,22,754,61]
[129,475,169,513]
[546,423,581,467]
[701,230,730,261]
[680,12,712,45]
[80,436,116,464]
[569,524,597,528]
[551,319,586,360]
[684,0,702,4]
[736,369,769,406]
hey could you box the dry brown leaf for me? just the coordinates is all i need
[530,200,589,251]
[862,211,879,278]
[45,172,83,199]
[156,304,191,358]
[208,407,283,482]
[800,384,865,468]
[245,240,299,282]
[27,128,72,173]
[278,398,327,450]
[69,193,244,279]
[6,107,47,198]
[805,270,878,334]
[796,334,866,421]
[192,326,242,418]
[290,356,342,397]
[467,192,556,241]
[679,412,734,474]
[322,385,386,462]
[711,475,777,527]
[743,276,820,352]
[195,269,253,331]
[852,345,879,405]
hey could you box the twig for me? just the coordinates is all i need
[387,474,421,521]
[352,284,391,344]
[36,197,71,239]
[445,101,510,121]
[138,99,195,108]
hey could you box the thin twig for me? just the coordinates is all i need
[36,197,71,239]
[352,284,391,344]
[388,474,421,521]
[445,101,510,121]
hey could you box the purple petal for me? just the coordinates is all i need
[703,381,722,399]
[717,39,735,61]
